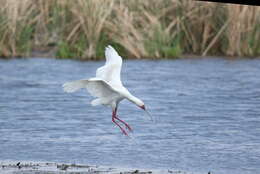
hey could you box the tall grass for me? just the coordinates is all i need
[0,0,259,59]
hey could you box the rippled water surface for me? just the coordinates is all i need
[0,58,260,174]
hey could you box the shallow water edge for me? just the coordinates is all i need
[0,161,194,174]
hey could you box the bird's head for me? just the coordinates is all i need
[132,97,145,109]
[130,96,153,121]
[139,104,146,110]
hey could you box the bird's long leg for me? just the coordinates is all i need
[112,109,128,136]
[113,107,132,132]
[114,115,133,132]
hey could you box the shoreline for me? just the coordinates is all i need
[0,52,259,61]
[0,161,192,174]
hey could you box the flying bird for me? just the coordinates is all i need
[62,45,151,136]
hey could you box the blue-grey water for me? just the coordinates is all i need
[0,58,260,174]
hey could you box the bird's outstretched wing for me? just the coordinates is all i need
[63,78,118,98]
[96,45,123,86]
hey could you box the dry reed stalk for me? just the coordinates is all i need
[107,2,147,58]
[202,19,230,56]
[0,0,37,57]
[5,0,19,56]
[34,0,53,46]
[226,4,243,56]
[69,0,114,58]
[225,4,259,56]
[0,0,259,58]
[238,6,260,56]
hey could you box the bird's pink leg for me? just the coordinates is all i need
[114,115,133,132]
[112,109,128,136]
[113,107,133,132]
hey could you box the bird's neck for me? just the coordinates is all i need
[127,93,142,106]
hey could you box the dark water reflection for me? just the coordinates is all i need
[0,58,260,174]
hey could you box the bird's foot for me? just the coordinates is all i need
[112,116,129,136]
[115,115,133,132]
[116,123,129,136]
[121,128,129,136]
[124,123,133,132]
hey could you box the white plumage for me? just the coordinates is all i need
[63,45,150,136]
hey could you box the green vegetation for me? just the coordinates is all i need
[0,0,259,59]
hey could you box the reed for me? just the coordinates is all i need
[0,0,259,59]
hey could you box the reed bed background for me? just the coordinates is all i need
[0,0,259,59]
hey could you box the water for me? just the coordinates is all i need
[0,58,260,174]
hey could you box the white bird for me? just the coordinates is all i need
[62,45,151,136]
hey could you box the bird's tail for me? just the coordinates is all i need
[62,80,86,93]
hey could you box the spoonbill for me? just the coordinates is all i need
[62,45,151,136]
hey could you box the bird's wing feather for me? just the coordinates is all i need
[96,45,123,86]
[85,78,119,98]
[63,78,119,98]
[62,79,87,93]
